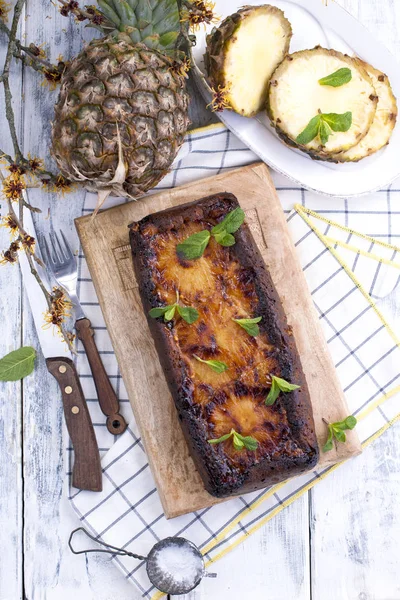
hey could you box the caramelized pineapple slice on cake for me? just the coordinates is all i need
[205,5,292,117]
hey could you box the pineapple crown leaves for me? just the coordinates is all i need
[95,0,182,54]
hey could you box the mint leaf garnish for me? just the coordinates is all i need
[296,112,352,146]
[176,230,211,260]
[149,292,199,324]
[176,208,246,260]
[322,415,357,452]
[232,316,262,337]
[193,355,228,373]
[208,428,258,452]
[265,375,300,406]
[318,67,352,87]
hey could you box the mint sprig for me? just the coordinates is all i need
[232,316,262,337]
[296,112,352,147]
[193,355,228,373]
[265,375,300,406]
[208,428,258,452]
[149,291,199,324]
[176,207,245,259]
[318,67,352,87]
[211,207,245,236]
[323,415,357,452]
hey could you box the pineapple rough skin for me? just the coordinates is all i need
[267,47,378,160]
[205,5,292,117]
[51,37,190,199]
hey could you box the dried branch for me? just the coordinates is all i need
[0,18,65,84]
[56,0,114,30]
[5,195,51,303]
[0,2,74,350]
[2,0,26,163]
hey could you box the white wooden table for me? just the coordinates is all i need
[1,1,400,599]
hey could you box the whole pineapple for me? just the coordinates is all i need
[51,0,191,203]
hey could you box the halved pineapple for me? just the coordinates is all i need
[332,60,397,162]
[267,47,378,158]
[205,5,292,117]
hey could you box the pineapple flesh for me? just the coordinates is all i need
[51,0,190,201]
[205,5,292,117]
[332,60,397,162]
[268,47,378,158]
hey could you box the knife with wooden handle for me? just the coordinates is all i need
[75,318,126,435]
[19,203,102,492]
[46,357,102,491]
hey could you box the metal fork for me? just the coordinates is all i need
[42,231,127,436]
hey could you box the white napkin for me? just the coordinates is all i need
[69,124,400,600]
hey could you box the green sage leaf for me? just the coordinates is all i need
[176,230,211,260]
[319,67,352,87]
[0,346,36,381]
[233,316,262,337]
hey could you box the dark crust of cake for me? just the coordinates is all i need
[129,192,319,498]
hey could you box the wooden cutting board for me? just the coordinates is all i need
[75,163,361,519]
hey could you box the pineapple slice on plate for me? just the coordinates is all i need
[332,60,398,162]
[267,47,378,159]
[205,5,292,117]
[51,0,191,208]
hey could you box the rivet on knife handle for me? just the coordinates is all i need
[46,357,102,492]
[75,318,127,435]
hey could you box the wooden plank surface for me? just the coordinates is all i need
[0,10,24,599]
[0,0,399,598]
[76,163,360,518]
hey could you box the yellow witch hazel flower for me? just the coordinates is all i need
[0,1,11,21]
[0,241,20,265]
[181,1,219,31]
[27,154,44,173]
[0,214,19,238]
[2,173,26,201]
[207,84,232,112]
[43,287,72,330]
[21,234,36,254]
[52,174,75,195]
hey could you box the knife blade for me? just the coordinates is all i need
[20,198,102,492]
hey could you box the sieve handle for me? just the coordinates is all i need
[68,527,147,561]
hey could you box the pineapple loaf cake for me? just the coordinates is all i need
[130,193,319,497]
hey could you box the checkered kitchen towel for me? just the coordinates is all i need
[69,123,400,599]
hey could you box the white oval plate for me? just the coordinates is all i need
[191,0,400,197]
